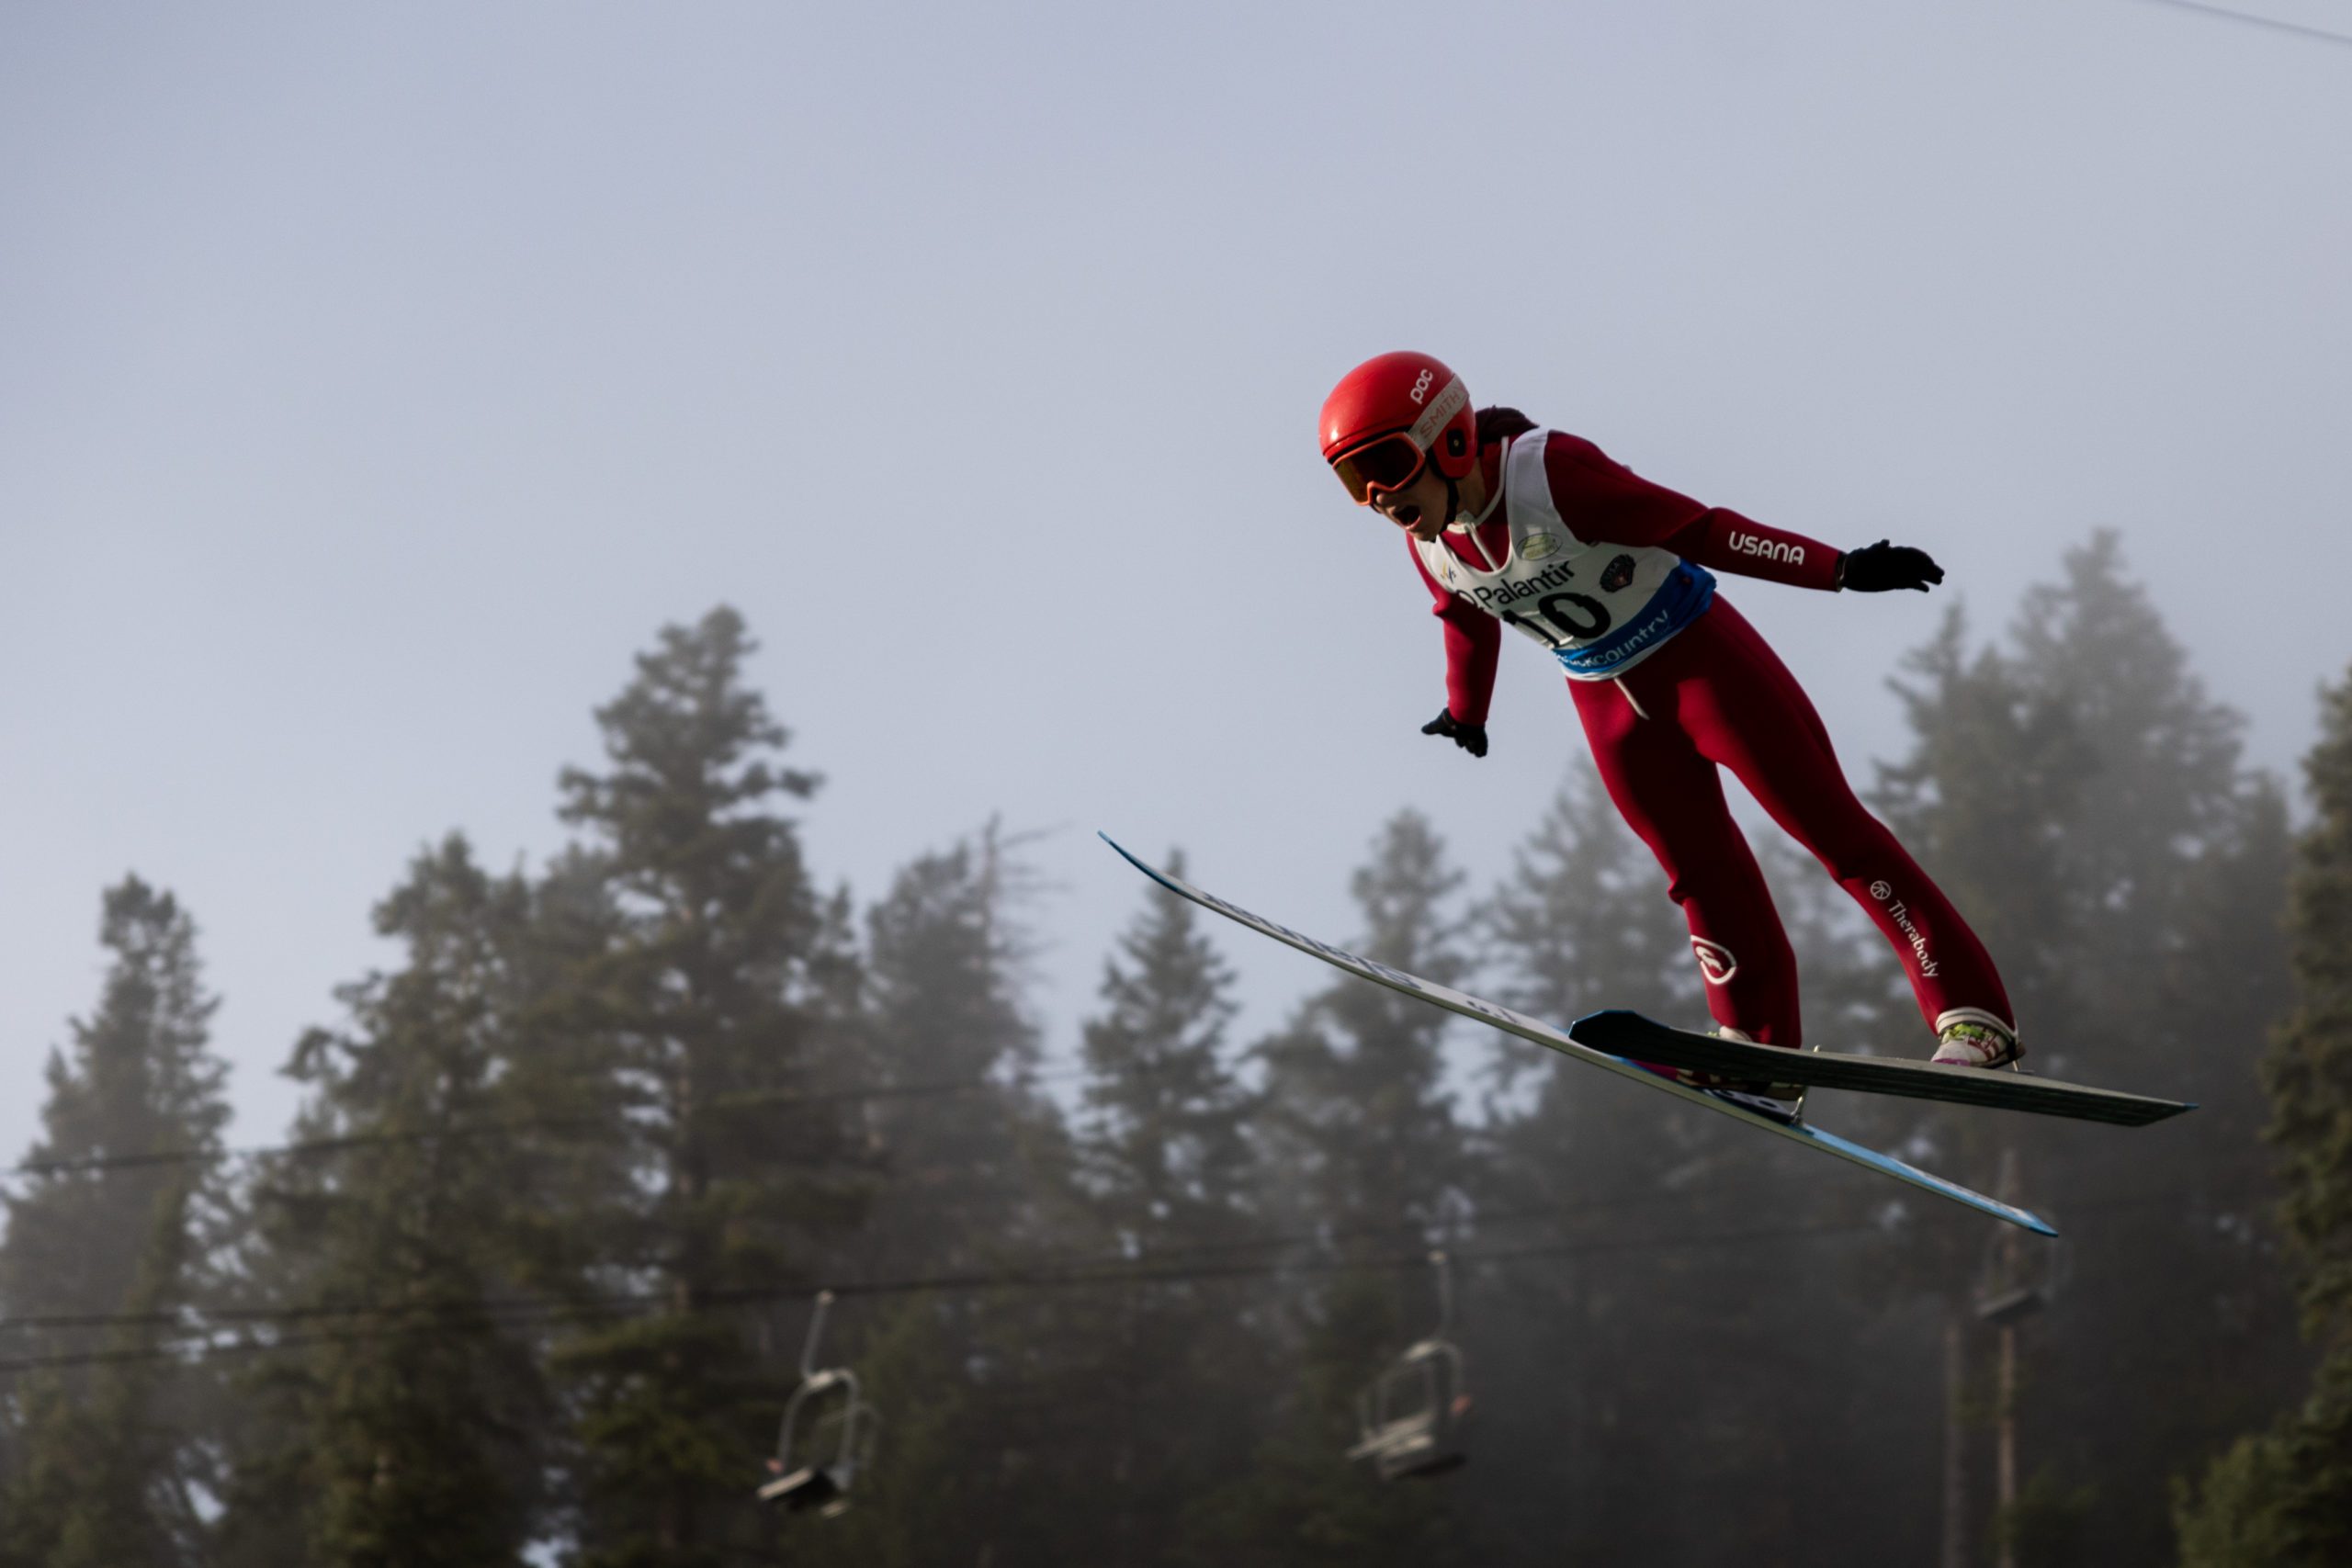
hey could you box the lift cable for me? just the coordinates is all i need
[0,1213,1912,1375]
[0,1179,2272,1375]
[0,1174,1745,1335]
[0,1066,1091,1181]
[2133,0,2352,50]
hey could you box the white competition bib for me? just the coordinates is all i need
[1413,430,1715,680]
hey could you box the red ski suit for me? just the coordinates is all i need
[1415,432,2014,1047]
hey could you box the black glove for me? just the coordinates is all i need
[1421,707,1488,758]
[1838,539,1945,593]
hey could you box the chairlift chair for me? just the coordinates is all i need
[1348,1336,1469,1480]
[1973,1224,2069,1327]
[1347,1249,1471,1481]
[757,1291,881,1517]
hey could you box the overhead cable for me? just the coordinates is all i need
[2134,0,2352,49]
[0,1179,2276,1374]
[1,1066,1089,1181]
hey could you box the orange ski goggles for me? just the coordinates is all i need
[1329,433,1429,504]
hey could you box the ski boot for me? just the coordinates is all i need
[1930,1010,2023,1070]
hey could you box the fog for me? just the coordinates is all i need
[2,7,2347,1557]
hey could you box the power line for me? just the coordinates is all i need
[6,1155,1981,1337]
[2133,0,2352,49]
[0,1177,2278,1374]
[0,1213,1894,1375]
[0,1067,1090,1181]
[0,1178,1696,1335]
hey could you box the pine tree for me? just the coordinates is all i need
[1478,768,1695,1036]
[1078,849,1254,1251]
[1199,811,1474,1567]
[2175,666,2352,1563]
[2270,673,2352,1349]
[1063,849,1266,1565]
[1874,604,2090,1043]
[0,877,229,1567]
[1873,536,2298,1562]
[545,606,864,1566]
[1,1184,203,1568]
[1464,770,1697,1556]
[1867,601,2095,1568]
[1464,775,1920,1562]
[791,824,1073,1568]
[210,837,557,1567]
[1256,811,1471,1238]
[849,822,1050,1281]
[0,878,230,1352]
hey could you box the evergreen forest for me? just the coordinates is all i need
[7,535,2350,1568]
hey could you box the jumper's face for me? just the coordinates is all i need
[1367,463,1452,543]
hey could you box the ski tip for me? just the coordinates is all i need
[2020,1211,2061,1238]
[1097,833,1173,890]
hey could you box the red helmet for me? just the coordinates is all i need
[1318,351,1476,503]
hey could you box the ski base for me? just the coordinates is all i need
[1101,833,2057,1236]
[1569,1010,2193,1128]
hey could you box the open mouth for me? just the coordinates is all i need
[1393,503,1422,528]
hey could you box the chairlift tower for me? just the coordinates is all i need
[1973,1151,2066,1568]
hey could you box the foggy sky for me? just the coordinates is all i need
[5,0,2347,1169]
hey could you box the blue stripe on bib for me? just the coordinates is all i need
[1555,562,1717,678]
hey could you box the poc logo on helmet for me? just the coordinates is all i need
[1409,368,1433,404]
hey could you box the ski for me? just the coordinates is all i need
[1100,833,2058,1236]
[1567,1011,2191,1127]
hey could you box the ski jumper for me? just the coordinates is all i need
[1412,428,2014,1048]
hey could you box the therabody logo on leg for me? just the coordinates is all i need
[1867,883,1939,977]
[1691,938,1738,985]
